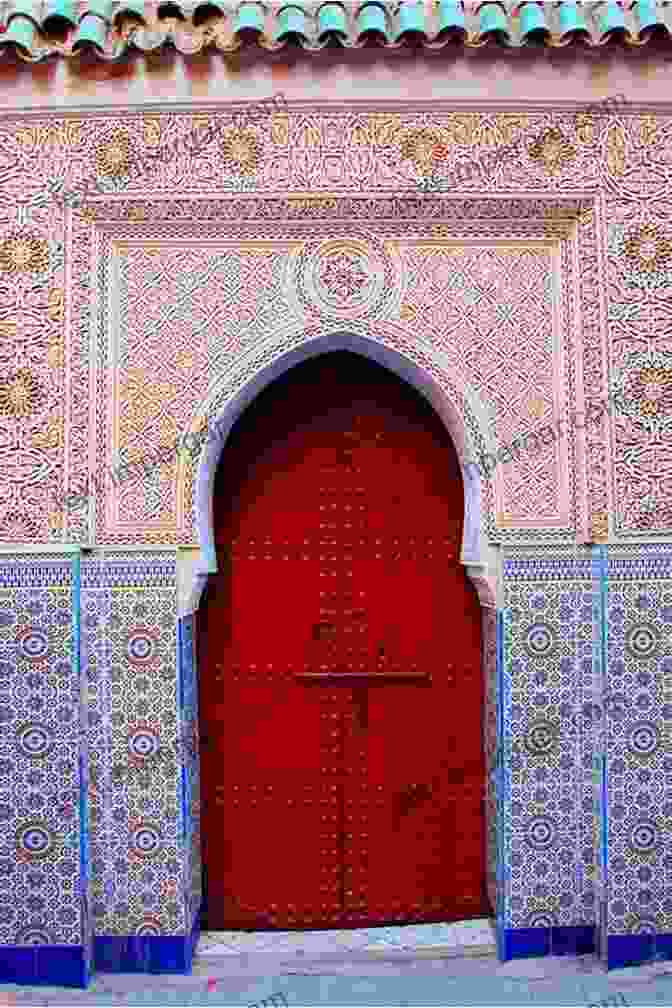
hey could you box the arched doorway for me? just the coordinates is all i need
[197,351,486,931]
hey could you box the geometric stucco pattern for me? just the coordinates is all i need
[102,226,572,544]
[87,199,588,548]
[1,106,671,546]
[604,112,672,536]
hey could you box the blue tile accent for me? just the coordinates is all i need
[503,926,550,959]
[500,605,512,949]
[93,909,201,976]
[80,557,176,589]
[607,933,672,970]
[0,945,88,988]
[593,544,609,963]
[177,614,200,926]
[651,934,672,965]
[72,553,92,983]
[503,926,595,961]
[549,925,596,957]
[176,618,188,854]
[93,935,193,974]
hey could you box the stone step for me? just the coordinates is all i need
[196,918,497,961]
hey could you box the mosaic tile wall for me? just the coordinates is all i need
[79,554,189,946]
[501,544,672,967]
[0,551,202,985]
[0,552,90,986]
[502,547,598,953]
[603,544,672,966]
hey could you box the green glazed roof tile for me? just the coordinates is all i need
[43,0,78,28]
[83,0,114,21]
[477,2,510,41]
[2,13,38,52]
[1,0,672,62]
[518,2,548,41]
[632,0,665,33]
[7,0,42,24]
[595,1,626,37]
[557,1,589,36]
[396,1,426,40]
[317,2,348,38]
[435,1,465,36]
[356,2,389,39]
[356,1,388,38]
[72,11,108,46]
[234,1,265,33]
[274,3,308,40]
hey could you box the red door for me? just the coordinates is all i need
[198,352,485,931]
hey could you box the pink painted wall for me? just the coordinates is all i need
[0,41,671,114]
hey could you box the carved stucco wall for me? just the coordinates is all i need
[0,105,670,549]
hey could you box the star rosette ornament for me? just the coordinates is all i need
[612,349,672,434]
[622,223,672,278]
[0,232,50,275]
[219,127,262,176]
[286,234,403,323]
[0,368,43,417]
[528,127,577,175]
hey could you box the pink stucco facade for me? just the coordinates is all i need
[1,0,671,988]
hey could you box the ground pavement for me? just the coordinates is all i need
[3,919,672,1007]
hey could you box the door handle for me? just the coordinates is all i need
[312,621,336,640]
[295,670,430,681]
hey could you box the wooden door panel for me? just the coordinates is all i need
[200,562,349,930]
[227,555,321,666]
[199,352,486,930]
[342,685,456,923]
[341,661,484,925]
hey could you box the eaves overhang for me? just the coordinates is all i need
[0,1,671,64]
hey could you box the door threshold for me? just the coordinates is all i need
[196,917,497,959]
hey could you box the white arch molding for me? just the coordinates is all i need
[178,328,499,618]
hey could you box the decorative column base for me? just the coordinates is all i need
[0,946,89,988]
